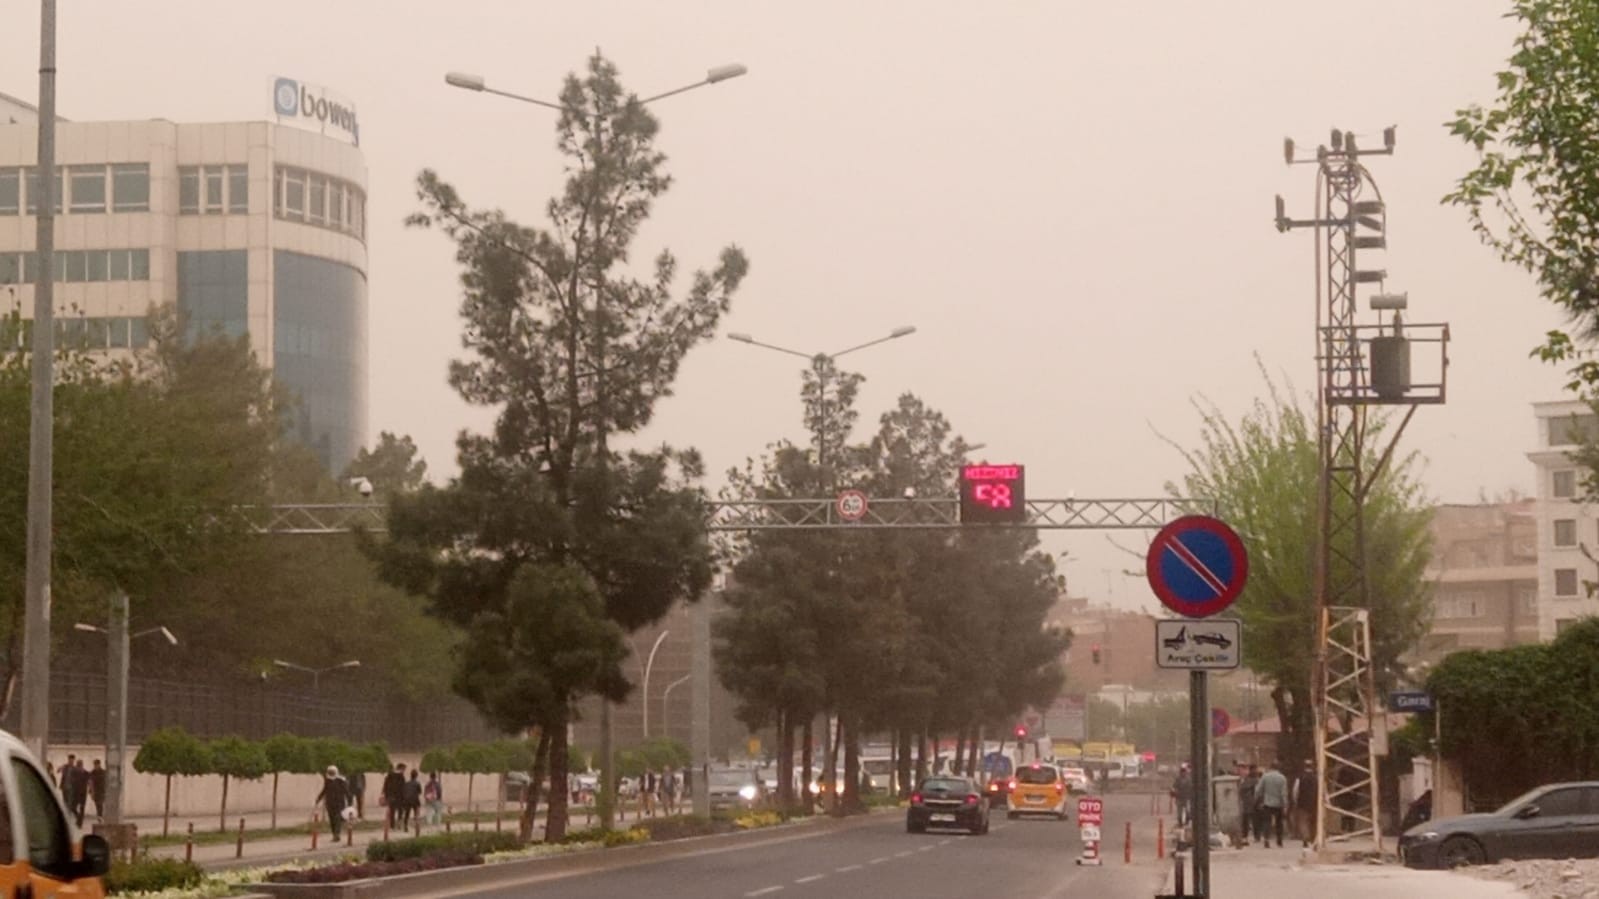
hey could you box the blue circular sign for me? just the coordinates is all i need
[1145,515,1249,618]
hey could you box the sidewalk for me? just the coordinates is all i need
[1159,842,1525,899]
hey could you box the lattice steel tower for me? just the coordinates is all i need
[1275,127,1449,852]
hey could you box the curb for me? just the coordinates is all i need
[239,809,894,899]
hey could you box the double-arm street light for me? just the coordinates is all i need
[74,598,177,828]
[445,57,747,830]
[273,658,360,693]
[637,630,670,739]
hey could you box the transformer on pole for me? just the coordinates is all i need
[1275,127,1449,853]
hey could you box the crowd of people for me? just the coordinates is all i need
[314,762,445,840]
[46,754,106,828]
[1169,758,1320,847]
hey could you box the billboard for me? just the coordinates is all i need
[273,76,360,146]
[1044,694,1086,741]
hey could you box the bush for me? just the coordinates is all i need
[558,825,612,845]
[604,828,649,847]
[105,857,204,893]
[635,815,733,842]
[734,811,783,830]
[365,830,522,862]
[267,850,480,884]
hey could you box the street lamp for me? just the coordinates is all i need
[446,56,747,830]
[74,600,176,827]
[660,674,691,741]
[272,659,360,692]
[637,630,670,738]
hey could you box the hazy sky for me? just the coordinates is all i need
[2,1,1570,610]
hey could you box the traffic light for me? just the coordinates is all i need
[959,464,1027,524]
[1091,644,1102,665]
[1014,724,1028,740]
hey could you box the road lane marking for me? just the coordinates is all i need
[894,849,915,858]
[746,888,783,897]
[795,874,825,884]
[918,845,935,851]
[869,856,892,864]
[836,864,863,872]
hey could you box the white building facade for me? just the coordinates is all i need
[1527,399,1599,639]
[0,92,368,472]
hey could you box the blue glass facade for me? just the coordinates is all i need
[177,250,248,340]
[273,250,367,473]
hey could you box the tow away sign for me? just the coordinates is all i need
[1155,618,1242,670]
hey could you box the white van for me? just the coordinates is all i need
[0,731,111,896]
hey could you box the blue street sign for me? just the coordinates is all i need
[1145,515,1250,619]
[1390,690,1434,713]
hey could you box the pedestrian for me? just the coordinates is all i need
[1291,759,1318,846]
[89,760,107,822]
[315,765,352,840]
[382,763,406,828]
[401,770,422,830]
[1237,763,1260,844]
[348,768,367,820]
[643,769,657,816]
[1171,764,1192,827]
[58,753,76,805]
[69,759,90,827]
[1257,759,1289,847]
[424,772,444,825]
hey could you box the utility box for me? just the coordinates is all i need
[1211,774,1241,839]
[1370,335,1411,399]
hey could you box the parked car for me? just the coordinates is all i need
[1062,766,1091,793]
[907,776,990,835]
[1399,781,1599,868]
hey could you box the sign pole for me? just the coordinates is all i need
[1190,669,1210,897]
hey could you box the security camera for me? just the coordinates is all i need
[902,486,916,499]
[349,477,374,497]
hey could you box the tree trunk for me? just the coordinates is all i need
[842,713,861,813]
[828,716,843,814]
[546,711,571,842]
[777,709,795,817]
[966,725,981,777]
[521,729,552,843]
[801,718,814,816]
[467,772,475,817]
[219,774,230,833]
[916,727,928,784]
[953,730,968,777]
[163,775,172,837]
[897,728,913,797]
[271,772,279,830]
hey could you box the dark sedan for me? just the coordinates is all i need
[1400,781,1599,868]
[907,776,990,835]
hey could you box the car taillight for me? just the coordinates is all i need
[986,782,998,792]
[964,794,980,805]
[1054,783,1065,794]
[1008,779,1017,791]
[910,792,924,806]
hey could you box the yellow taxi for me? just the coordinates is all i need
[0,731,111,896]
[1005,762,1069,820]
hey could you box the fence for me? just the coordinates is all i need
[3,670,505,750]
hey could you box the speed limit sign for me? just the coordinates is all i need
[836,490,869,522]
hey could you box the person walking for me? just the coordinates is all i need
[348,769,367,820]
[424,772,444,825]
[57,754,76,809]
[1291,759,1318,846]
[1237,763,1260,845]
[401,770,422,830]
[1171,764,1192,828]
[89,760,107,822]
[315,766,352,840]
[1257,760,1289,847]
[382,763,406,828]
[69,759,90,828]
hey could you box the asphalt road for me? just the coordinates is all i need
[442,793,1173,899]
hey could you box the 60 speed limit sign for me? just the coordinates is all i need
[836,490,869,522]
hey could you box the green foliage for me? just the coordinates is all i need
[1162,364,1432,762]
[420,746,456,775]
[104,856,204,893]
[1444,0,1599,394]
[133,727,210,777]
[263,733,313,776]
[207,736,270,781]
[344,431,429,499]
[365,830,521,862]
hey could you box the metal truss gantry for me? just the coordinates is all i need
[1277,127,1447,853]
[242,496,1215,535]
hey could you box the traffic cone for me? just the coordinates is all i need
[1157,817,1165,859]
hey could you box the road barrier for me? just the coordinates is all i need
[1157,817,1165,859]
[1124,820,1133,863]
[184,822,194,862]
[234,818,246,859]
[309,814,319,850]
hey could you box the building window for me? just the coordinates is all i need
[0,254,20,285]
[1556,568,1581,597]
[273,166,365,241]
[1558,618,1579,634]
[11,249,150,284]
[307,175,326,226]
[203,167,224,214]
[1555,519,1579,547]
[24,169,62,215]
[1517,586,1538,617]
[1551,414,1599,447]
[1554,469,1579,499]
[111,164,149,212]
[1435,595,1485,619]
[67,167,106,213]
[0,169,20,215]
[228,168,248,213]
[283,169,305,220]
[5,315,149,351]
[179,168,200,214]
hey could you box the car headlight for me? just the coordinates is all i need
[808,782,820,794]
[739,785,758,800]
[1410,831,1440,842]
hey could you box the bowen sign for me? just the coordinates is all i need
[273,77,360,146]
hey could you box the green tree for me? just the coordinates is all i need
[375,53,745,840]
[344,431,429,498]
[1162,369,1432,766]
[262,733,312,830]
[207,736,270,833]
[132,727,211,837]
[1445,0,1599,397]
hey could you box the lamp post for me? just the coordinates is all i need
[660,674,691,741]
[74,597,176,827]
[445,58,747,832]
[272,659,360,693]
[638,630,670,739]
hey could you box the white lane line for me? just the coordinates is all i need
[938,838,953,845]
[869,855,892,864]
[795,874,825,884]
[836,864,863,873]
[894,849,915,858]
[917,845,935,852]
[746,888,784,897]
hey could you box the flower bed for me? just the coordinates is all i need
[265,849,481,884]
